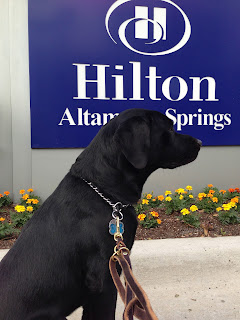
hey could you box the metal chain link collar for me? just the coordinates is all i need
[81,178,132,220]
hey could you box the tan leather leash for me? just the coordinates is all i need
[109,217,158,320]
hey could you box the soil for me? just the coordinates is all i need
[0,205,239,249]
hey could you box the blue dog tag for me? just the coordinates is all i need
[109,219,124,235]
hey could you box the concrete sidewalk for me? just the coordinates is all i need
[1,237,240,319]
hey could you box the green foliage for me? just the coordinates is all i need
[0,219,14,239]
[218,209,240,225]
[179,212,200,228]
[0,194,12,208]
[10,211,34,228]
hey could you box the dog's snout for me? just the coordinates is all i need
[196,139,202,147]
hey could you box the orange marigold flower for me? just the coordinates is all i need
[146,194,152,199]
[22,194,29,200]
[150,211,159,218]
[212,197,218,203]
[0,217,5,222]
[4,191,10,196]
[209,190,215,194]
[158,195,164,201]
[152,199,156,202]
[220,190,226,194]
[231,197,239,203]
[208,184,213,188]
[207,193,213,198]
[235,188,240,193]
[27,188,34,193]
[229,188,235,193]
[0,194,3,198]
[157,219,162,225]
[19,189,25,195]
[138,214,146,221]
[32,199,39,205]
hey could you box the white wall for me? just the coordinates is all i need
[0,0,240,203]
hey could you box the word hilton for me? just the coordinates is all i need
[58,61,231,130]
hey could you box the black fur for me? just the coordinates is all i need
[0,109,201,320]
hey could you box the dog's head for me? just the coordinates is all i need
[111,108,201,171]
[71,108,201,191]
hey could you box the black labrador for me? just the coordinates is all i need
[0,109,201,320]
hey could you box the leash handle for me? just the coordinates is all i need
[109,240,158,320]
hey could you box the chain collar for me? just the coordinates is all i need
[81,178,131,219]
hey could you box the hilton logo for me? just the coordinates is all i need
[105,0,191,55]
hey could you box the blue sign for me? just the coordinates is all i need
[29,0,240,147]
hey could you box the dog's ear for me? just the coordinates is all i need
[114,116,150,169]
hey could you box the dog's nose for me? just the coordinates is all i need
[196,139,202,146]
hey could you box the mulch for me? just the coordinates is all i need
[0,205,239,249]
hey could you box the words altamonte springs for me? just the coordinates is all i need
[58,61,231,131]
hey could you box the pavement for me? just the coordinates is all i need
[1,236,240,319]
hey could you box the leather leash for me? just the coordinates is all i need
[81,178,158,319]
[109,220,158,320]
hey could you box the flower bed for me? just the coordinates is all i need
[135,185,240,240]
[0,189,41,248]
[0,185,240,248]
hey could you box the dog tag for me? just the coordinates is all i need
[109,219,124,235]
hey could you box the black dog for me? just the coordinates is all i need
[0,109,201,320]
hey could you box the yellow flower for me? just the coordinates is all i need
[165,190,172,196]
[27,206,33,212]
[15,205,25,213]
[0,217,5,222]
[157,219,162,225]
[158,195,164,201]
[212,197,218,203]
[216,207,222,212]
[4,191,10,196]
[150,211,159,218]
[138,214,146,221]
[179,195,184,200]
[146,194,152,199]
[198,193,206,199]
[230,202,237,209]
[189,195,194,199]
[190,205,198,212]
[22,194,29,200]
[152,199,156,202]
[142,199,149,205]
[222,204,231,211]
[32,199,39,204]
[19,189,25,195]
[165,196,172,202]
[27,188,34,193]
[26,199,32,204]
[186,185,192,191]
[176,188,185,194]
[181,208,190,215]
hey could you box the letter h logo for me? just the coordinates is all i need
[135,6,167,41]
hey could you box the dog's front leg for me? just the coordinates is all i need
[81,283,118,320]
